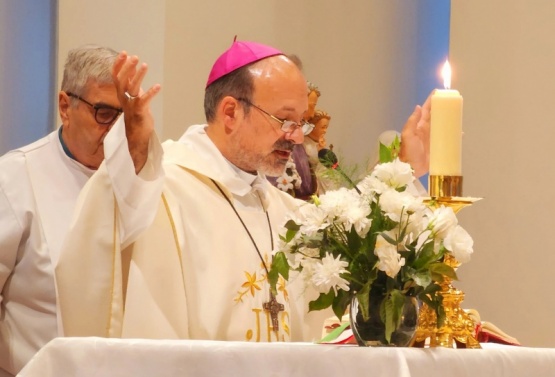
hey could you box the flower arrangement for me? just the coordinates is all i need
[269,151,474,343]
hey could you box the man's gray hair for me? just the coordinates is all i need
[61,45,118,100]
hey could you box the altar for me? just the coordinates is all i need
[18,337,555,377]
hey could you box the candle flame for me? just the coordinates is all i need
[442,60,452,89]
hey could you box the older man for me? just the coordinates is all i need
[0,45,143,376]
[56,40,430,343]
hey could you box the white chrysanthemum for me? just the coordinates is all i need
[318,188,357,218]
[427,206,458,238]
[379,188,423,222]
[319,188,371,234]
[443,225,474,264]
[371,158,414,189]
[358,175,390,197]
[374,235,405,278]
[341,202,372,237]
[310,252,350,294]
[296,202,329,237]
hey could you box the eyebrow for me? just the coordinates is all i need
[94,101,123,111]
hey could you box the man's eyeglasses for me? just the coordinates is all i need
[66,92,123,125]
[238,98,315,136]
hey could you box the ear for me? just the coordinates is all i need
[218,96,242,131]
[59,91,71,127]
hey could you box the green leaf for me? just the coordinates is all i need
[429,263,458,282]
[412,241,440,270]
[284,219,300,231]
[379,142,393,164]
[268,252,289,295]
[390,290,406,328]
[379,135,400,163]
[418,283,440,304]
[284,228,298,243]
[412,271,432,288]
[356,284,372,321]
[417,283,442,312]
[309,290,335,312]
[381,290,406,344]
[379,231,397,245]
[331,290,352,320]
[282,220,300,243]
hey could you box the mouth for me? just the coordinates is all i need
[272,139,295,161]
[273,149,292,160]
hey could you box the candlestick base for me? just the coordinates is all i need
[429,175,463,197]
[412,196,482,349]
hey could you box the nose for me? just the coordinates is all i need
[284,126,304,144]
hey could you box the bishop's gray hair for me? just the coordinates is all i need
[61,45,118,102]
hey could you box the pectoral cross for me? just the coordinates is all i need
[263,292,284,332]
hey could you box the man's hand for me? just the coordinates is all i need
[112,51,161,173]
[399,91,432,178]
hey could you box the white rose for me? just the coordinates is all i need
[374,235,405,278]
[379,189,423,223]
[404,208,429,241]
[443,225,474,264]
[371,158,415,189]
[427,206,458,238]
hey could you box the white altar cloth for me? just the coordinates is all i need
[18,337,555,377]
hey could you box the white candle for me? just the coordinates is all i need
[430,60,463,176]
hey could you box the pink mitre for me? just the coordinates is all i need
[206,37,283,88]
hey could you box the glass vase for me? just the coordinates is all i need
[349,294,419,347]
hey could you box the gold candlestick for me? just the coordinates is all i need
[412,175,482,349]
[429,175,463,198]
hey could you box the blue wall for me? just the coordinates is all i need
[0,0,57,154]
[415,0,451,103]
[415,0,451,187]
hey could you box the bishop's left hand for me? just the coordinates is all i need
[398,90,432,178]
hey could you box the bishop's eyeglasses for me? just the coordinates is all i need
[238,98,315,136]
[66,92,123,125]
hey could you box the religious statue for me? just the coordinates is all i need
[270,82,322,200]
[303,109,330,167]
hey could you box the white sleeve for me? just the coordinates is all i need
[99,117,165,248]
[0,186,21,310]
[56,119,165,337]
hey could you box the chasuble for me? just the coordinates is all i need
[56,123,329,343]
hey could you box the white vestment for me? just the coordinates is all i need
[56,123,329,343]
[0,130,94,376]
